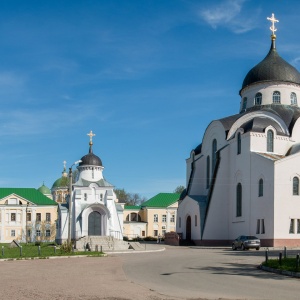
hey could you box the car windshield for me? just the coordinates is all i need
[246,236,258,240]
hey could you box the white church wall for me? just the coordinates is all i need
[291,118,300,142]
[188,155,207,196]
[274,154,300,244]
[240,82,300,110]
[77,166,104,182]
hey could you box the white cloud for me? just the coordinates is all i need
[199,0,257,33]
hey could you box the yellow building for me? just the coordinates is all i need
[0,188,57,243]
[123,193,179,239]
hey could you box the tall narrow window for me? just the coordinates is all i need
[206,156,210,189]
[256,219,260,234]
[290,219,295,234]
[212,139,217,171]
[297,219,300,234]
[195,215,197,226]
[36,213,41,222]
[236,183,242,217]
[258,179,263,197]
[261,219,265,234]
[293,177,299,195]
[179,217,181,228]
[154,214,158,222]
[255,92,262,105]
[242,97,247,110]
[291,92,297,105]
[273,91,281,104]
[267,130,274,152]
[237,132,241,155]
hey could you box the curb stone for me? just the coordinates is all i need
[260,264,300,278]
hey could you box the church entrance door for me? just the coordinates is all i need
[88,211,102,235]
[186,215,191,240]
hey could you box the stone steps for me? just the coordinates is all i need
[75,236,130,252]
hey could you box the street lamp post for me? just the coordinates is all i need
[26,202,29,244]
[67,160,82,244]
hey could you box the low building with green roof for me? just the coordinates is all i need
[123,193,179,239]
[0,188,57,243]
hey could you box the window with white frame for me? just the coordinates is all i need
[170,214,175,222]
[46,230,51,237]
[36,230,41,237]
[11,213,16,221]
[255,92,262,105]
[11,230,15,237]
[153,230,158,236]
[154,214,158,222]
[162,214,167,222]
[291,92,297,105]
[36,213,41,222]
[46,213,51,222]
[273,91,281,103]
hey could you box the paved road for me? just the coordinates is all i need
[118,245,300,300]
[1,244,300,299]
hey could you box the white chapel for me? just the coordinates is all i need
[177,14,300,247]
[56,131,124,244]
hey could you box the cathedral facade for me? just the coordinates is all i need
[177,15,300,247]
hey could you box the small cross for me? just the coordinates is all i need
[63,160,67,169]
[87,130,96,143]
[267,13,279,35]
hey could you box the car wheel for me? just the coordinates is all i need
[232,244,236,251]
[241,244,245,250]
[256,247,260,250]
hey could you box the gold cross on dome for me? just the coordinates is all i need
[87,130,96,143]
[267,13,279,35]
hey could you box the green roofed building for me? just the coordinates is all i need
[0,188,57,243]
[123,193,179,239]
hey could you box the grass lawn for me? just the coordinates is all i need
[262,257,300,273]
[0,243,104,259]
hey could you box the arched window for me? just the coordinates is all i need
[237,132,241,155]
[206,156,210,189]
[195,215,197,226]
[212,139,217,171]
[242,97,247,110]
[273,91,281,104]
[267,130,274,152]
[293,177,299,195]
[259,179,263,197]
[291,92,297,105]
[255,93,262,105]
[236,183,242,217]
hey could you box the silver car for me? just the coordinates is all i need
[232,235,260,250]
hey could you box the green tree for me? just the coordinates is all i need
[174,185,185,194]
[115,188,147,206]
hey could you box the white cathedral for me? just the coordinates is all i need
[177,15,300,247]
[56,131,124,245]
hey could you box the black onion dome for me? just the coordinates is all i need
[79,143,102,167]
[241,40,300,92]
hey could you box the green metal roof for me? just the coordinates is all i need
[141,193,180,208]
[0,188,57,205]
[124,205,141,210]
[38,184,51,195]
[52,176,69,188]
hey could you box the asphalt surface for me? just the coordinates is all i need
[1,244,300,299]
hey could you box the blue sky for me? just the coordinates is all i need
[1,0,300,199]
